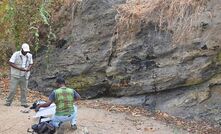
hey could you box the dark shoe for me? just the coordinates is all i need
[71,124,77,130]
[21,104,29,108]
[4,103,11,106]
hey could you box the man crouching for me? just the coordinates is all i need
[36,77,81,130]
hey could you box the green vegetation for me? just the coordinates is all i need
[0,0,59,63]
[1,0,44,48]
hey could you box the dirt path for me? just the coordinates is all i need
[0,99,188,134]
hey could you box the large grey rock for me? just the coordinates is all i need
[27,0,221,126]
[29,0,125,97]
[30,0,221,101]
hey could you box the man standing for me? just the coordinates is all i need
[36,77,81,130]
[5,43,33,108]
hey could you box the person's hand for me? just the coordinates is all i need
[25,67,32,72]
[19,68,27,71]
[35,106,40,112]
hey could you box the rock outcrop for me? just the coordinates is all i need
[31,0,221,96]
[30,0,221,124]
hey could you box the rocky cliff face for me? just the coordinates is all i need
[30,0,221,124]
[30,0,125,97]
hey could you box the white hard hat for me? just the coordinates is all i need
[21,43,30,52]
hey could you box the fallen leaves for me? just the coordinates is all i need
[0,68,47,102]
[77,99,221,134]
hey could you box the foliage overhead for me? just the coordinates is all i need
[0,0,59,51]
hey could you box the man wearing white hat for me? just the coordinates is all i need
[5,43,33,108]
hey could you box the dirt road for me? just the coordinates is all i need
[0,99,188,134]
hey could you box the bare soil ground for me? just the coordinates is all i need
[0,98,187,134]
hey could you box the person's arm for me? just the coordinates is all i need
[73,90,81,101]
[9,52,27,71]
[35,100,53,112]
[26,54,33,71]
[35,91,55,111]
[9,62,27,71]
[26,64,33,72]
[37,100,53,108]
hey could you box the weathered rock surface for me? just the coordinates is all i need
[29,0,221,125]
[31,0,221,96]
[30,0,125,97]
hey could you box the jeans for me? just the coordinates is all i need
[6,76,28,105]
[51,105,77,128]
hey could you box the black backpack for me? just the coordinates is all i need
[28,117,56,134]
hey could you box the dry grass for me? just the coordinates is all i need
[115,0,208,44]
